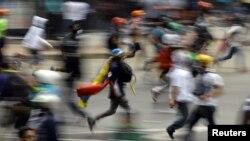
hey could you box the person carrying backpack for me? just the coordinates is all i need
[87,48,135,132]
[184,54,224,141]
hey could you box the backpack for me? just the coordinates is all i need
[118,61,133,83]
[193,72,213,96]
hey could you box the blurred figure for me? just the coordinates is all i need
[240,96,250,124]
[27,107,58,141]
[128,10,145,68]
[22,16,53,66]
[18,126,37,141]
[53,21,89,121]
[107,17,128,52]
[166,50,195,139]
[192,1,214,53]
[87,48,138,132]
[0,61,34,129]
[62,0,90,34]
[216,16,247,72]
[0,9,9,63]
[185,54,224,141]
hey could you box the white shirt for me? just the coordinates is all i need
[227,25,245,47]
[198,72,224,106]
[167,67,195,102]
[62,1,90,20]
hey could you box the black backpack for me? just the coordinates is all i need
[118,61,133,83]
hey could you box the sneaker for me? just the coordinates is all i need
[87,118,96,132]
[167,127,174,139]
[151,90,160,102]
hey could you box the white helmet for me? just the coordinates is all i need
[33,70,62,85]
[161,34,181,45]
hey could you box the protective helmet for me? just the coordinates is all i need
[196,54,214,66]
[0,9,9,16]
[131,10,145,17]
[198,0,214,9]
[111,48,124,56]
[161,34,181,45]
[111,17,127,26]
[32,70,62,85]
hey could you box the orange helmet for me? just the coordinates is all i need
[0,9,10,16]
[131,10,145,17]
[198,1,214,9]
[111,17,127,26]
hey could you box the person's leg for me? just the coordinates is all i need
[95,100,119,121]
[87,99,119,131]
[235,47,247,72]
[119,98,131,120]
[184,106,202,141]
[167,102,189,139]
[203,106,216,125]
[65,80,89,119]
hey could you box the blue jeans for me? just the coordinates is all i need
[167,102,190,132]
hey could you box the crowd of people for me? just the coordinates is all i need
[0,0,249,141]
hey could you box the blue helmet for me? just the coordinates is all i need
[111,48,124,56]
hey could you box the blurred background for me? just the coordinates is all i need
[0,0,250,141]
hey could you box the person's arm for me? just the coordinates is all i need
[169,86,179,108]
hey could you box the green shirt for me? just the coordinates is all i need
[0,19,8,37]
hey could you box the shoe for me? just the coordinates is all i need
[167,127,174,139]
[87,117,95,132]
[151,90,160,102]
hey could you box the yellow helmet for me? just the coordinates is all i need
[196,54,214,66]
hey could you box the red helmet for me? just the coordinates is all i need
[198,1,213,9]
[0,9,10,16]
[111,17,127,26]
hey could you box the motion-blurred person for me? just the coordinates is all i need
[150,38,183,102]
[87,48,137,132]
[128,10,145,68]
[185,54,224,141]
[53,21,89,120]
[192,1,214,53]
[107,17,128,52]
[27,106,58,141]
[0,61,34,129]
[22,16,53,66]
[240,96,250,124]
[0,9,9,63]
[216,16,247,72]
[62,0,91,34]
[18,126,37,141]
[166,50,195,139]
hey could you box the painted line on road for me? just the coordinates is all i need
[0,126,207,136]
[144,126,207,141]
[0,135,103,141]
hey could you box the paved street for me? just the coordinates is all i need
[1,30,250,141]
